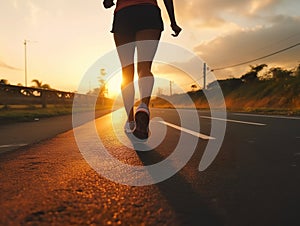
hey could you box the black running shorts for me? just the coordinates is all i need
[111,4,164,34]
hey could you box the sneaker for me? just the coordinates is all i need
[124,121,136,133]
[133,103,150,140]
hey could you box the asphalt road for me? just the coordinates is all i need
[0,109,112,154]
[0,108,299,225]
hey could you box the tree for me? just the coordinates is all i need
[98,69,108,97]
[191,84,197,91]
[267,67,292,81]
[0,79,9,85]
[98,79,108,97]
[31,79,51,89]
[241,64,267,82]
[294,64,300,77]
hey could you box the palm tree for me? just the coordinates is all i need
[31,79,51,89]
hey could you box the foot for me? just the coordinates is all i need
[133,103,150,140]
[124,121,136,133]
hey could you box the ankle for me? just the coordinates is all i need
[127,117,134,122]
[139,102,148,109]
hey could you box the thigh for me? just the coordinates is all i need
[136,29,161,68]
[114,33,136,68]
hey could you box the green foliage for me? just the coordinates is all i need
[213,78,243,95]
[294,64,300,77]
[0,105,73,123]
[222,64,300,109]
[240,64,267,82]
[266,67,293,80]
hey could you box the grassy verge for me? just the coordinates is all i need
[151,97,300,116]
[152,102,300,116]
[1,104,299,125]
[232,107,300,116]
[0,104,113,124]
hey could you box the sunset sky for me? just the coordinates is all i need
[0,0,299,96]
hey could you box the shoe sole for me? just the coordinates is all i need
[133,111,149,140]
[124,123,135,133]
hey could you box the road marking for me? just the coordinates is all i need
[159,121,215,140]
[0,144,28,148]
[233,113,300,120]
[200,116,266,126]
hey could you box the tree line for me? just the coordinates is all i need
[205,63,300,91]
[0,79,51,89]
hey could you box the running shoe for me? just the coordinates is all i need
[124,121,136,133]
[133,103,150,140]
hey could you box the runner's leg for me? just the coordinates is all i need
[133,29,161,139]
[114,33,136,122]
[136,29,161,107]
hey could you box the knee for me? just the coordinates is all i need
[137,67,153,78]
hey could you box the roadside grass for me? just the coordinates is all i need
[151,74,300,117]
[0,104,113,124]
[151,98,300,116]
[237,107,300,116]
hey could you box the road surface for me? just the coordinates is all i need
[0,108,299,225]
[0,109,111,154]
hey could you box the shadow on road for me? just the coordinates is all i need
[128,139,223,226]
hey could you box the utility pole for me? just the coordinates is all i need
[24,39,37,87]
[203,62,207,90]
[24,40,28,87]
[169,80,173,96]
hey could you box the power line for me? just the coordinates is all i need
[164,41,300,90]
[211,42,300,71]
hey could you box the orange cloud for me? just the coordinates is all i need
[194,16,300,77]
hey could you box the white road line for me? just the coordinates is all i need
[233,113,300,120]
[201,116,266,126]
[0,144,28,148]
[159,121,215,140]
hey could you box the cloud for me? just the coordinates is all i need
[157,14,300,81]
[0,60,21,71]
[194,16,300,77]
[174,0,282,27]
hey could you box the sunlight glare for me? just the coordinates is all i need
[106,72,123,98]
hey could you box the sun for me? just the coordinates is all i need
[105,71,141,99]
[106,72,123,98]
